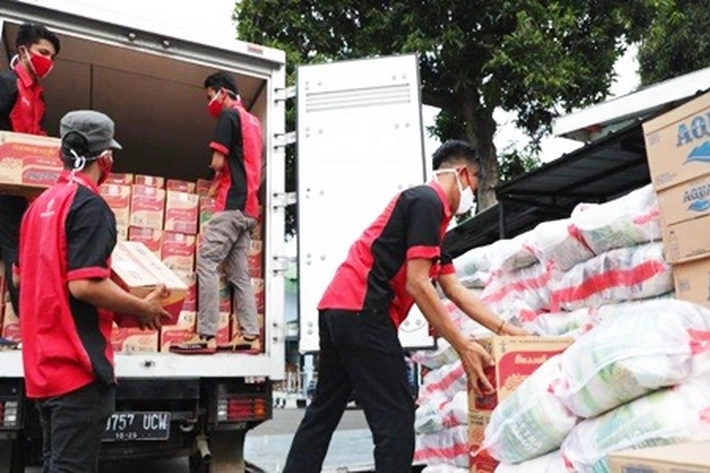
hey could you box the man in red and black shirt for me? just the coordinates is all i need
[283,141,527,473]
[0,23,60,322]
[174,72,263,354]
[18,110,169,473]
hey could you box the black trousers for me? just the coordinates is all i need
[283,309,415,473]
[36,381,116,473]
[0,196,27,316]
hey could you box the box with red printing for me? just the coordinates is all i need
[161,231,196,272]
[199,196,217,233]
[469,409,497,473]
[111,324,159,353]
[216,312,231,345]
[248,240,263,278]
[251,223,263,240]
[196,179,213,196]
[219,276,231,313]
[252,278,265,313]
[0,131,62,191]
[134,175,164,189]
[165,191,199,235]
[99,184,131,228]
[159,311,196,352]
[1,302,20,342]
[103,173,133,186]
[110,241,188,327]
[174,271,197,312]
[166,179,196,193]
[117,225,128,241]
[128,227,163,259]
[130,185,165,230]
[473,336,573,411]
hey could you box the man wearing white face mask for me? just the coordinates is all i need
[0,23,60,337]
[283,140,528,473]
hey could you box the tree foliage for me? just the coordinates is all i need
[638,0,710,86]
[235,0,662,235]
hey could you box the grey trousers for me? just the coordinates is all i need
[197,210,259,337]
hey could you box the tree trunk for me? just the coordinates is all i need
[460,94,498,213]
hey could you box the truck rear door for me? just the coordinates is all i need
[297,54,434,352]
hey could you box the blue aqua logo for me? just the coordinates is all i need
[683,183,710,212]
[677,114,710,164]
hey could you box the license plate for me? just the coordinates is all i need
[102,412,171,442]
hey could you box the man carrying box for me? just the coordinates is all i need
[17,110,170,473]
[0,23,60,324]
[173,72,263,354]
[282,141,527,473]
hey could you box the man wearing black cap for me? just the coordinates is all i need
[0,22,61,333]
[17,110,170,472]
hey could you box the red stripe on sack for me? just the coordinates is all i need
[420,362,465,398]
[414,441,469,461]
[567,223,595,254]
[632,208,659,225]
[549,260,666,312]
[481,269,551,305]
[689,329,710,355]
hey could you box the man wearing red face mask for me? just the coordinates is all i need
[0,23,60,327]
[18,110,170,472]
[173,72,263,354]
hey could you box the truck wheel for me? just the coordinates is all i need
[207,430,246,473]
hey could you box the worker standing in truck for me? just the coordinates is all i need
[282,140,528,473]
[17,110,170,472]
[0,22,60,324]
[173,71,263,354]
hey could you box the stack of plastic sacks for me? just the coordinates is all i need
[412,184,676,471]
[482,299,710,472]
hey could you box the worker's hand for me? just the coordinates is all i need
[457,340,495,397]
[499,322,530,337]
[11,273,19,289]
[136,285,171,331]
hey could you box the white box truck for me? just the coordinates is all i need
[0,1,433,471]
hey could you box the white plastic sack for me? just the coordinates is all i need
[494,450,568,473]
[561,377,710,473]
[481,263,555,314]
[414,425,469,468]
[487,232,539,273]
[482,356,579,463]
[453,245,494,277]
[549,242,672,312]
[530,218,595,272]
[552,299,710,419]
[415,391,468,434]
[524,308,593,338]
[418,360,467,405]
[570,184,661,255]
[422,465,468,473]
[411,338,460,371]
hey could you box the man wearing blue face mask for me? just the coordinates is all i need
[283,140,528,473]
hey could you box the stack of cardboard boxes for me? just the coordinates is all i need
[643,92,710,309]
[99,174,265,353]
[468,337,573,473]
[0,132,62,342]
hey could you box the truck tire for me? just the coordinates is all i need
[207,430,246,473]
[0,439,25,473]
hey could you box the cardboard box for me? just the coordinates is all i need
[166,179,196,193]
[662,214,710,264]
[657,174,710,226]
[116,225,128,241]
[251,222,263,240]
[252,278,265,313]
[673,257,710,309]
[164,190,199,235]
[174,271,197,312]
[473,336,573,411]
[469,408,497,473]
[249,239,263,278]
[110,241,188,327]
[111,324,159,353]
[196,179,213,196]
[128,227,163,259]
[1,303,20,342]
[159,311,196,352]
[130,185,165,230]
[643,91,710,191]
[134,174,165,189]
[609,441,710,473]
[199,196,217,233]
[217,312,231,345]
[219,275,231,313]
[103,173,133,186]
[0,131,62,191]
[99,183,131,228]
[161,231,196,272]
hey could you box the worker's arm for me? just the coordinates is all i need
[406,258,494,396]
[437,272,528,336]
[68,279,169,330]
[209,150,226,173]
